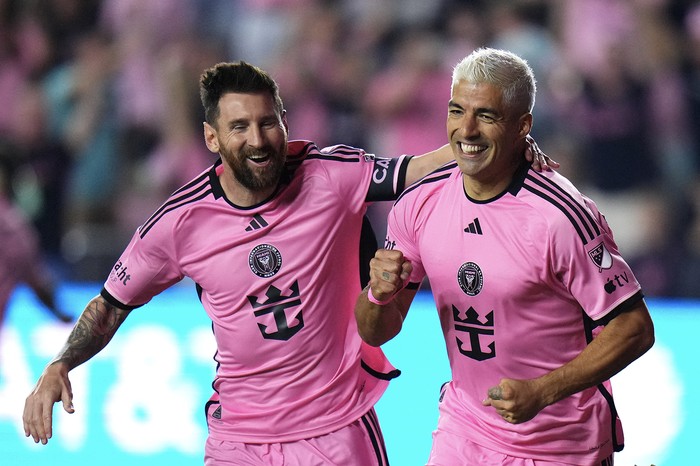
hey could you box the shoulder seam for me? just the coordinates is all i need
[307,144,365,163]
[394,161,456,205]
[138,174,212,239]
[523,172,601,245]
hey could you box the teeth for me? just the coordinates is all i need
[460,142,486,154]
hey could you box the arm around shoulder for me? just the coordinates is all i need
[404,144,452,187]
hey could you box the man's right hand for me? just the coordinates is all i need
[369,249,412,303]
[23,362,74,444]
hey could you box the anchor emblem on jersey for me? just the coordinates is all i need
[452,305,495,361]
[247,281,304,340]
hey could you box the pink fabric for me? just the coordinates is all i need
[387,163,639,463]
[103,141,400,443]
[204,409,387,466]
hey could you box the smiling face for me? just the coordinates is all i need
[204,92,288,206]
[447,80,531,200]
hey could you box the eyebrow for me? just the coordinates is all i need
[226,113,278,127]
[448,100,501,116]
[227,118,249,128]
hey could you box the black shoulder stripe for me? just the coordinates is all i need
[522,183,590,245]
[307,150,362,162]
[527,172,600,238]
[308,153,360,162]
[297,141,316,155]
[139,180,212,238]
[322,144,365,154]
[430,160,458,176]
[308,144,367,162]
[394,164,454,205]
[140,172,210,232]
[171,169,211,196]
[281,142,316,170]
[524,174,600,245]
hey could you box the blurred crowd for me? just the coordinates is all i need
[1,0,699,297]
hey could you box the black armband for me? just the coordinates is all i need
[365,155,413,202]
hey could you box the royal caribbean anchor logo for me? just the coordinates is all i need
[453,305,495,361]
[247,281,304,341]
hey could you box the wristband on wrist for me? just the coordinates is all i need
[367,287,394,306]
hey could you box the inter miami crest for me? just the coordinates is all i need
[249,244,282,278]
[457,261,483,296]
[588,241,613,272]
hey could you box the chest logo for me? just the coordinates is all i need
[453,305,495,361]
[457,261,483,296]
[248,282,304,341]
[249,244,282,278]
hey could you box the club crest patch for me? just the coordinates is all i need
[588,242,613,272]
[249,244,282,278]
[457,262,483,296]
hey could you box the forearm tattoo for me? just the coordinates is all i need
[52,297,131,370]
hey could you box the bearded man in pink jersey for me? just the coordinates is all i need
[22,60,551,465]
[355,48,655,466]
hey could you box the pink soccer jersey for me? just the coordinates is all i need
[102,140,406,443]
[387,161,642,464]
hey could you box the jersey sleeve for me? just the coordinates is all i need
[364,154,412,202]
[549,196,642,323]
[385,195,426,287]
[316,144,412,204]
[101,220,184,309]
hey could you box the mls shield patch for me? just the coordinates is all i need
[588,242,613,272]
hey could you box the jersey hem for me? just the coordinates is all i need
[205,381,390,444]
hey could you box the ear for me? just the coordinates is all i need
[203,122,220,154]
[518,113,533,138]
[281,109,289,133]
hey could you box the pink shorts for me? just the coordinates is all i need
[427,429,614,466]
[204,409,389,466]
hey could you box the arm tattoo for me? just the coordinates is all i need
[52,296,131,370]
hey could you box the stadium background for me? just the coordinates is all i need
[2,0,699,465]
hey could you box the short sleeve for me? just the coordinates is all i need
[102,224,183,309]
[385,197,426,286]
[550,198,642,322]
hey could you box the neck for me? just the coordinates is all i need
[463,157,523,201]
[463,178,510,201]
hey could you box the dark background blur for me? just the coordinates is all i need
[1,0,699,297]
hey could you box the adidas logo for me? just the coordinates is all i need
[464,218,483,235]
[245,214,269,231]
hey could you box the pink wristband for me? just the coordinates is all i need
[367,287,393,306]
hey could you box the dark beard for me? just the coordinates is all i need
[226,145,286,192]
